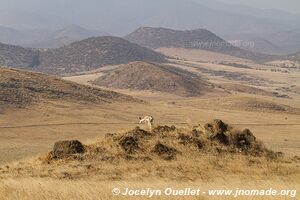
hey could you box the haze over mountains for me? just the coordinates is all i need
[0,0,299,72]
[1,0,299,34]
[0,25,293,74]
[0,25,108,48]
[0,0,300,54]
[226,29,300,55]
[0,26,280,74]
[287,51,300,62]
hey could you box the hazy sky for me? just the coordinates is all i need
[0,0,299,14]
[219,0,300,14]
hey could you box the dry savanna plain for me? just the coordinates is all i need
[0,48,300,199]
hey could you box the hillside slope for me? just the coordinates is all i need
[0,67,136,107]
[0,42,39,68]
[93,61,213,96]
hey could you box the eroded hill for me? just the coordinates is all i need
[92,61,214,97]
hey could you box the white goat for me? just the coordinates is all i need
[139,116,154,130]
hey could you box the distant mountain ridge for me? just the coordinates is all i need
[0,25,109,48]
[26,25,110,48]
[1,0,299,53]
[126,27,226,49]
[0,36,167,75]
[286,51,300,62]
[227,37,285,55]
[225,29,300,55]
[2,0,297,35]
[125,27,276,61]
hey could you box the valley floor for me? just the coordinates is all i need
[0,93,300,165]
[0,97,299,199]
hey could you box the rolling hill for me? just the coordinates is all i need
[92,61,214,96]
[125,27,275,61]
[0,36,167,75]
[0,66,136,107]
[38,36,167,74]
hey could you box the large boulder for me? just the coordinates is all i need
[204,119,229,134]
[53,140,85,158]
[119,136,139,154]
[205,119,231,145]
[153,142,177,160]
[177,133,204,149]
[233,129,256,150]
[212,119,229,134]
[153,125,176,134]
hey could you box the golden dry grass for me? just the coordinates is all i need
[1,122,299,200]
[156,48,250,63]
[0,53,300,199]
[1,178,298,200]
